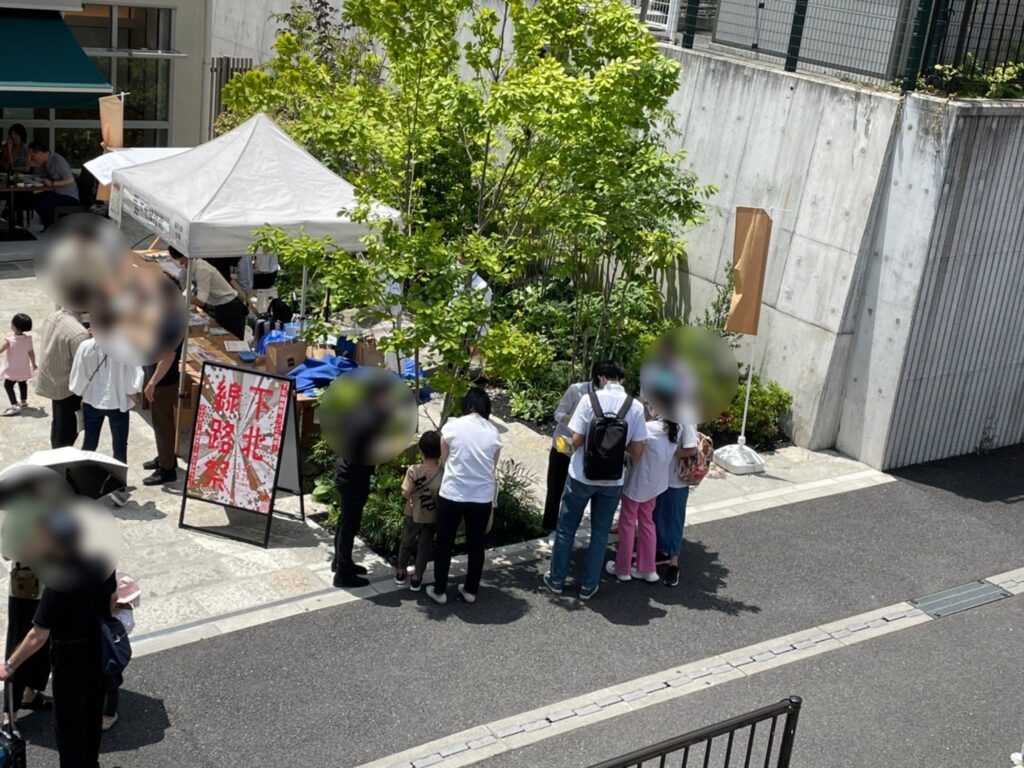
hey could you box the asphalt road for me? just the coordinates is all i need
[18,445,1024,767]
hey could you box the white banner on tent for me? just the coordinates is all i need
[111,181,190,251]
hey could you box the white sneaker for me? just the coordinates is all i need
[631,568,660,583]
[1011,752,1023,766]
[108,490,129,507]
[457,584,476,604]
[1,406,18,417]
[426,586,447,605]
[605,560,631,581]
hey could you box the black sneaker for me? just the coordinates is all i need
[333,572,370,589]
[664,565,680,587]
[655,550,671,564]
[142,468,177,486]
[142,457,161,471]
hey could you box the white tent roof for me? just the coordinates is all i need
[85,147,191,185]
[109,113,399,257]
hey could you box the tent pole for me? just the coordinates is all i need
[300,266,308,321]
[175,257,195,448]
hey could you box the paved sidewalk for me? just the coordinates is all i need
[0,261,886,642]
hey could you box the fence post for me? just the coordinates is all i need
[639,0,651,25]
[775,697,803,768]
[901,0,936,91]
[784,0,810,72]
[681,0,702,48]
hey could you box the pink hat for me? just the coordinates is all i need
[115,571,141,607]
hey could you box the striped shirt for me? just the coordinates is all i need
[34,309,90,401]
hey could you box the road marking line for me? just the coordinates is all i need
[133,468,895,659]
[354,594,968,768]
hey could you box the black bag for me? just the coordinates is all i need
[99,617,132,677]
[0,685,26,768]
[582,391,634,481]
[268,297,294,324]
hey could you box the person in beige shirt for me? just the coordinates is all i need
[169,248,248,340]
[34,307,90,448]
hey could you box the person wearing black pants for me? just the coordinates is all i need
[5,564,50,712]
[331,470,373,588]
[2,565,116,768]
[50,394,81,448]
[427,388,502,606]
[169,248,248,341]
[432,498,491,597]
[3,379,26,407]
[542,365,609,531]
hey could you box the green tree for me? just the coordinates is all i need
[221,0,713,415]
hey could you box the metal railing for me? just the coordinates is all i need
[629,0,684,36]
[588,696,803,768]
[659,0,1024,91]
[209,56,253,134]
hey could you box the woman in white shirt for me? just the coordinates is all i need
[607,414,680,584]
[652,423,699,587]
[69,338,144,464]
[427,387,501,606]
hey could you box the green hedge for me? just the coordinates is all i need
[702,373,792,451]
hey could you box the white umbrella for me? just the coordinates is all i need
[3,448,128,500]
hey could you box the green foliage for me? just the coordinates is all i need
[507,361,572,423]
[491,459,545,541]
[702,373,792,451]
[218,0,712,416]
[357,459,409,552]
[917,55,1024,99]
[317,454,544,554]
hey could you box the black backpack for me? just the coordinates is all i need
[583,391,634,481]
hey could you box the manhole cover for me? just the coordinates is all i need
[910,580,1010,618]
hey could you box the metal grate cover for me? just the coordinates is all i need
[911,580,1011,618]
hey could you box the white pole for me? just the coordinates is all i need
[300,265,308,321]
[738,337,755,446]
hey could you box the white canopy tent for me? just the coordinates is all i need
[84,147,191,186]
[106,113,401,439]
[109,113,399,258]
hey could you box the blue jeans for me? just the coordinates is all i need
[81,405,129,463]
[654,486,690,556]
[548,477,623,591]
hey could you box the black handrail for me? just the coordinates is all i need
[588,696,803,768]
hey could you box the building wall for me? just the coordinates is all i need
[148,0,208,147]
[210,0,294,63]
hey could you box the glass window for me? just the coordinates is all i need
[116,7,172,51]
[55,58,112,120]
[65,4,113,49]
[54,127,103,168]
[117,58,170,122]
[123,128,168,150]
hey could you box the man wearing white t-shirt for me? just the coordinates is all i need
[545,362,647,600]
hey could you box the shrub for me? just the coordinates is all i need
[320,456,545,556]
[702,373,792,451]
[492,460,545,542]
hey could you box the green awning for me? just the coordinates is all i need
[0,9,112,109]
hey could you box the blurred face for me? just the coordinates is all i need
[29,149,45,165]
[8,130,21,147]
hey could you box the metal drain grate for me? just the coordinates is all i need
[910,580,1011,618]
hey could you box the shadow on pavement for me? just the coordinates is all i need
[891,443,1024,504]
[21,689,171,759]
[366,535,759,628]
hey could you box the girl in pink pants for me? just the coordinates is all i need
[608,418,679,583]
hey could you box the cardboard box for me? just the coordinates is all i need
[306,344,334,361]
[264,339,306,375]
[355,337,384,368]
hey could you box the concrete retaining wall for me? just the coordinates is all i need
[662,45,1024,468]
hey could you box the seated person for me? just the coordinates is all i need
[2,124,31,173]
[27,142,79,228]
